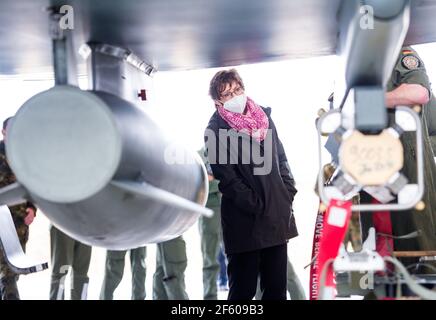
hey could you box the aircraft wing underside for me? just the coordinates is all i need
[1,0,436,76]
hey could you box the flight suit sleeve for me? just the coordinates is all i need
[393,47,431,96]
[0,147,12,189]
[425,98,436,137]
[394,47,436,137]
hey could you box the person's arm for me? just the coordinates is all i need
[269,115,297,203]
[26,202,36,213]
[387,48,432,109]
[277,138,298,204]
[211,163,264,214]
[205,128,264,215]
[24,205,36,225]
[386,83,430,108]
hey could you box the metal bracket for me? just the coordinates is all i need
[0,205,48,274]
[84,43,156,106]
[111,180,213,218]
[317,106,424,212]
[334,228,385,272]
[48,7,78,86]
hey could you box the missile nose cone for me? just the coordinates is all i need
[7,86,122,203]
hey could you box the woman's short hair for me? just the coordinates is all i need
[209,69,245,101]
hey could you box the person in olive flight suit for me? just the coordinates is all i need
[359,46,436,271]
[0,117,37,300]
[422,79,436,156]
[100,247,147,300]
[49,225,92,300]
[198,147,223,300]
[153,236,189,300]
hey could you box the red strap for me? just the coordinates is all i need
[371,198,394,257]
[309,203,325,300]
[310,199,352,300]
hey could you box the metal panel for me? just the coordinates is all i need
[1,0,434,76]
[86,44,154,107]
[0,0,334,74]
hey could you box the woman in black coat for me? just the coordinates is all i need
[204,69,298,300]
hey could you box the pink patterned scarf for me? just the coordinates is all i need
[217,97,269,142]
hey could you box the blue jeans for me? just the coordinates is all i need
[217,245,227,286]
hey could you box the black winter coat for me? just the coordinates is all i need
[204,107,298,254]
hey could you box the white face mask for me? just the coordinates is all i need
[223,94,247,114]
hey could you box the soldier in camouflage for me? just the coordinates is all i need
[0,117,37,300]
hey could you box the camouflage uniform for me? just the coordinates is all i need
[0,140,37,300]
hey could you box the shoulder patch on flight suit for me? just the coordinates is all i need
[401,55,420,70]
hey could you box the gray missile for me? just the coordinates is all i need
[2,85,210,250]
